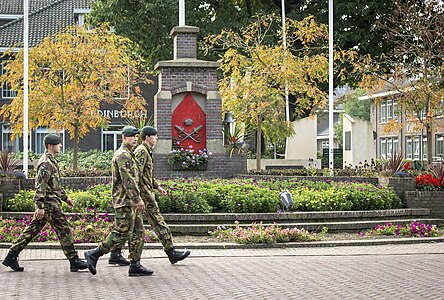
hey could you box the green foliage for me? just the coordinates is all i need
[57,149,114,175]
[342,90,371,121]
[3,179,402,214]
[88,0,277,68]
[0,151,20,172]
[62,187,113,213]
[3,190,35,212]
[295,180,402,211]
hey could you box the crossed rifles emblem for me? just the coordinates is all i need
[174,124,203,143]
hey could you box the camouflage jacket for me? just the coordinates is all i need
[112,143,142,208]
[34,152,68,209]
[134,143,159,202]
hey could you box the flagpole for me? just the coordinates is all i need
[281,0,290,122]
[23,0,29,176]
[179,0,185,26]
[328,0,334,175]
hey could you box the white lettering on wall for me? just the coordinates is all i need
[96,109,148,119]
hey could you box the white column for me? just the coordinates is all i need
[23,0,29,176]
[328,0,334,175]
[179,0,185,26]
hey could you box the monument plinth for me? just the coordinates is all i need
[153,26,246,178]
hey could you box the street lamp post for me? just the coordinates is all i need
[23,0,29,176]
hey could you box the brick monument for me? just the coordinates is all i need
[153,25,246,178]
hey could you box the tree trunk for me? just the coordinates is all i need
[426,124,433,166]
[256,114,262,171]
[73,122,80,172]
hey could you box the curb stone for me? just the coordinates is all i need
[0,236,443,250]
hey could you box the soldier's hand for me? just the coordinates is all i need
[34,208,45,220]
[66,198,75,208]
[136,200,145,212]
[157,186,167,195]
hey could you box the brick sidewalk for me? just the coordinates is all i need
[1,243,443,299]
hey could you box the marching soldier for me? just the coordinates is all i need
[109,126,190,266]
[2,134,87,272]
[84,126,153,276]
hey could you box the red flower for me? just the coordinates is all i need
[403,161,411,171]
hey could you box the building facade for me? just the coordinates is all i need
[365,92,444,162]
[0,0,158,154]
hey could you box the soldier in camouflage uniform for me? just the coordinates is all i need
[84,126,153,276]
[135,126,190,264]
[2,134,87,272]
[110,126,190,265]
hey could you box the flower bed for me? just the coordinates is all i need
[360,221,443,238]
[0,212,158,243]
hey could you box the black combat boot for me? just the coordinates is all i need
[165,248,191,264]
[84,247,103,275]
[128,260,154,277]
[2,249,24,272]
[69,256,87,272]
[108,249,130,266]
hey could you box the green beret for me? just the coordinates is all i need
[141,126,157,139]
[121,126,140,137]
[43,133,62,145]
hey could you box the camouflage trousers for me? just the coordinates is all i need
[99,206,145,262]
[143,197,173,251]
[11,206,77,259]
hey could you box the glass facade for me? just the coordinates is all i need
[1,124,20,152]
[35,127,64,154]
[380,136,398,159]
[405,135,426,161]
[1,63,17,98]
[380,98,398,123]
[102,125,123,151]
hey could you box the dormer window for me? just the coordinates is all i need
[0,14,22,27]
[74,9,91,26]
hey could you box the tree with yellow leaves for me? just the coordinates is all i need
[205,15,335,170]
[0,25,147,171]
[358,0,444,164]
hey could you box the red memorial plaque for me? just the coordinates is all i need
[172,93,206,151]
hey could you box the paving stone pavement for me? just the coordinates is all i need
[0,243,443,299]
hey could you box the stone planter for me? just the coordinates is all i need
[378,176,416,203]
[171,161,207,171]
[405,191,444,218]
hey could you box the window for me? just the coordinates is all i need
[1,63,17,98]
[2,124,20,152]
[380,98,398,123]
[381,102,386,123]
[35,127,64,154]
[102,125,123,151]
[436,134,444,159]
[344,131,351,151]
[380,136,399,159]
[405,135,426,161]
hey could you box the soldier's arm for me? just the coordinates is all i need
[134,147,147,172]
[117,152,142,206]
[34,162,51,209]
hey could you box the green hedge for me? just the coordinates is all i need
[3,179,403,213]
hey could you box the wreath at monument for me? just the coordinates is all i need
[167,142,210,169]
